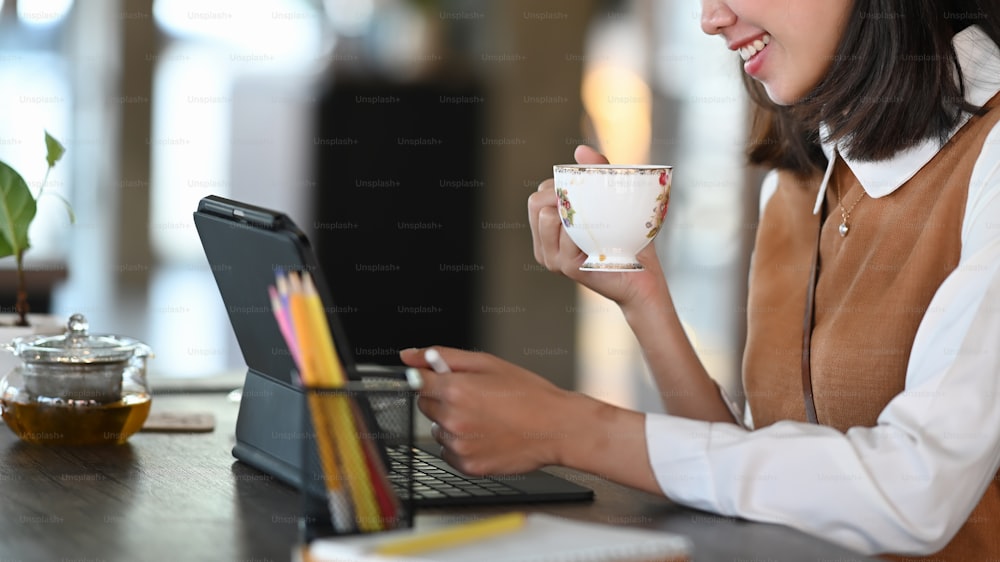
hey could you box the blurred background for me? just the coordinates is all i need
[0,0,760,413]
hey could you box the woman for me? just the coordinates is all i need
[401,0,1000,558]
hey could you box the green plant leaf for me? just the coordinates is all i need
[0,160,37,261]
[44,130,65,168]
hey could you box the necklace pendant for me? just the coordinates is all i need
[839,221,849,237]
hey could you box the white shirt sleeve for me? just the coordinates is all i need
[645,122,1000,557]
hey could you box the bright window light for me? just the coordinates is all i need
[149,1,327,263]
[0,53,72,264]
[18,0,74,26]
[153,0,324,64]
[149,42,233,265]
[322,0,374,36]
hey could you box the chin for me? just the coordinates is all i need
[760,77,818,107]
[762,84,798,107]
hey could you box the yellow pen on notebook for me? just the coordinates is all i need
[372,512,528,557]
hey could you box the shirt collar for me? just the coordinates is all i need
[812,25,1000,215]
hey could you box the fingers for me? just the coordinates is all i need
[399,346,459,372]
[429,421,469,448]
[416,370,444,425]
[535,202,587,274]
[574,144,610,165]
[436,445,462,473]
[429,421,446,443]
[429,419,488,476]
[399,346,430,368]
[528,179,557,263]
[423,393,483,475]
[528,145,608,270]
[528,179,569,269]
[400,346,493,373]
[407,347,481,419]
[536,204,567,270]
[428,421,459,471]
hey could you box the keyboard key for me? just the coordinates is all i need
[382,445,527,501]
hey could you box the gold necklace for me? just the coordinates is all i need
[836,180,866,237]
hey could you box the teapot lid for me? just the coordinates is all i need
[6,313,151,364]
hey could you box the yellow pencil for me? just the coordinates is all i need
[293,271,383,531]
[287,272,318,385]
[307,394,356,533]
[372,512,528,557]
[300,272,347,386]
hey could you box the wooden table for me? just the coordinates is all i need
[0,391,878,561]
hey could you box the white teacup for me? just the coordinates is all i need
[552,164,672,271]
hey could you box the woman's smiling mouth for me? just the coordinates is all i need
[739,33,772,61]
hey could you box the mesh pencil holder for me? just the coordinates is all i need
[299,378,417,541]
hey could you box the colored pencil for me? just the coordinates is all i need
[308,392,356,533]
[274,270,407,533]
[289,271,383,531]
[280,271,354,533]
[268,284,301,367]
[299,272,348,386]
[350,398,402,528]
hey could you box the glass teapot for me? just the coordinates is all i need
[0,313,153,445]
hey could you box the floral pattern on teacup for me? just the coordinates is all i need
[645,191,670,239]
[556,187,575,227]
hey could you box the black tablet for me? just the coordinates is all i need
[193,194,361,388]
[194,195,402,487]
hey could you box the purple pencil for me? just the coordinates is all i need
[268,283,301,369]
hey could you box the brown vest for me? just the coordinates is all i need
[743,93,1000,560]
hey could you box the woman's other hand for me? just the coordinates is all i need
[399,346,660,493]
[401,346,585,476]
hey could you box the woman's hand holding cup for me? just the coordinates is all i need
[528,145,670,309]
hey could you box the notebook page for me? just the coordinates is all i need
[306,513,692,561]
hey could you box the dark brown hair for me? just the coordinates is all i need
[746,0,1000,175]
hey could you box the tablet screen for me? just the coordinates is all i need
[193,195,359,387]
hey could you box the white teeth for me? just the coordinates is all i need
[739,33,771,62]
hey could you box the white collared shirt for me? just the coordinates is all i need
[645,25,1000,556]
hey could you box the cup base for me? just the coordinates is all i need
[580,256,644,272]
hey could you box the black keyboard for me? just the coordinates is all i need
[386,446,522,506]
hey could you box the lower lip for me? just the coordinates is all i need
[743,44,768,77]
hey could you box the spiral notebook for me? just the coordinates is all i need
[300,513,691,561]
